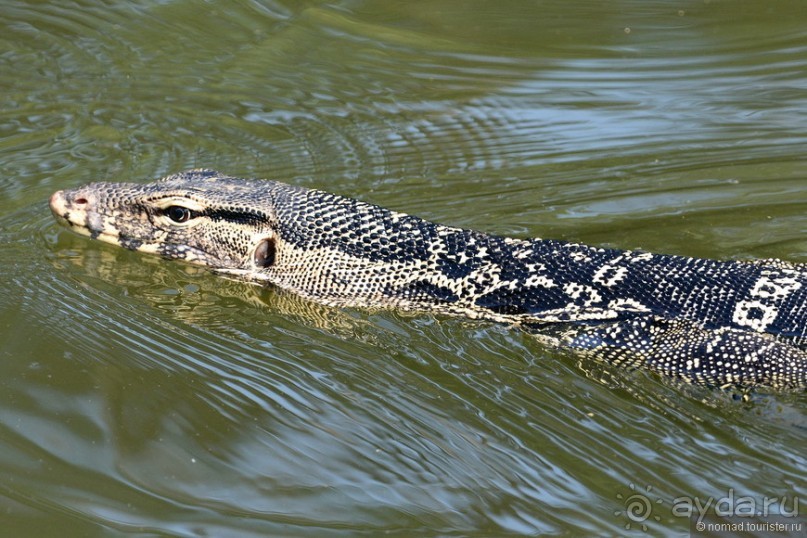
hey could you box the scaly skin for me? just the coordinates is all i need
[50,169,807,389]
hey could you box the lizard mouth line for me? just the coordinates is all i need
[49,189,233,268]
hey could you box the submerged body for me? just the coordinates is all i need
[50,169,807,389]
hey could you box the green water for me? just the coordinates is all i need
[1,1,805,536]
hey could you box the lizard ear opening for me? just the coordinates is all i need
[254,237,276,268]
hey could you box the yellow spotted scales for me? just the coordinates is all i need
[50,170,807,390]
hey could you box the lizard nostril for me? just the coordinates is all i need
[74,196,88,205]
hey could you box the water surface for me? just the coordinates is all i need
[1,1,806,536]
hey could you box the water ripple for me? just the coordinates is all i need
[2,0,806,535]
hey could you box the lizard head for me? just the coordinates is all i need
[50,168,434,305]
[49,169,281,279]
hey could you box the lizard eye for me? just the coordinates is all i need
[166,206,193,223]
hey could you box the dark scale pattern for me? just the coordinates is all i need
[49,169,807,390]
